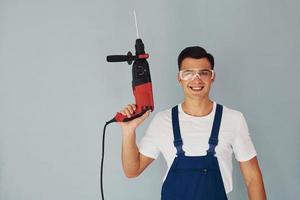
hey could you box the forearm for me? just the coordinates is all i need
[121,128,140,177]
[246,173,267,200]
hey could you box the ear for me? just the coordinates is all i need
[211,72,216,83]
[177,73,183,86]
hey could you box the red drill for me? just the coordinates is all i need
[106,38,154,122]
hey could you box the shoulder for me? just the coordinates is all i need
[221,104,245,122]
[151,106,173,121]
[220,104,248,132]
[148,104,185,127]
[145,106,174,135]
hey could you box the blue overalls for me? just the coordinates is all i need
[161,104,228,200]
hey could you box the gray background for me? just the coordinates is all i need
[0,0,299,199]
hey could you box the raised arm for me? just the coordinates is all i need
[119,104,154,178]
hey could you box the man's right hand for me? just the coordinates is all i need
[118,104,151,133]
[118,104,154,178]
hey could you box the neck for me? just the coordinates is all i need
[181,98,213,117]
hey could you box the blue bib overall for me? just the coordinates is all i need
[161,104,228,200]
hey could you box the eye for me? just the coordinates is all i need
[182,70,194,76]
[199,70,211,76]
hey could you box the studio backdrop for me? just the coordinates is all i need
[0,0,299,199]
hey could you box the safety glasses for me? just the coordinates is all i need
[179,68,214,81]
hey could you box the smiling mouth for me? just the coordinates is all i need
[189,86,204,92]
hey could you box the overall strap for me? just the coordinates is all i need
[207,104,223,156]
[171,105,185,156]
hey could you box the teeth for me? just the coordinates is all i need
[190,86,204,91]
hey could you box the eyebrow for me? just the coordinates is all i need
[181,68,211,71]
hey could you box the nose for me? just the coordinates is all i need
[192,73,202,81]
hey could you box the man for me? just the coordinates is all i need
[118,46,266,199]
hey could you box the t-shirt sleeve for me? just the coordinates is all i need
[138,113,161,159]
[232,113,257,162]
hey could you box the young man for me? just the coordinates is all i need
[118,46,266,199]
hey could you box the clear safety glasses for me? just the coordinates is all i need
[179,68,215,81]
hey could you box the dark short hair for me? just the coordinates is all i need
[177,46,214,70]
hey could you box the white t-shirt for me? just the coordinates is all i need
[138,101,257,194]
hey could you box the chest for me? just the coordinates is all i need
[157,119,236,168]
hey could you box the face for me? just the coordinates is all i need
[177,57,215,100]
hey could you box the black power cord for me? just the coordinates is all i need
[100,118,116,200]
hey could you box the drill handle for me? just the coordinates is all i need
[106,55,128,62]
[106,52,134,64]
[114,108,149,122]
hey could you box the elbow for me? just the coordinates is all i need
[125,174,138,179]
[124,170,140,179]
[125,173,139,179]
